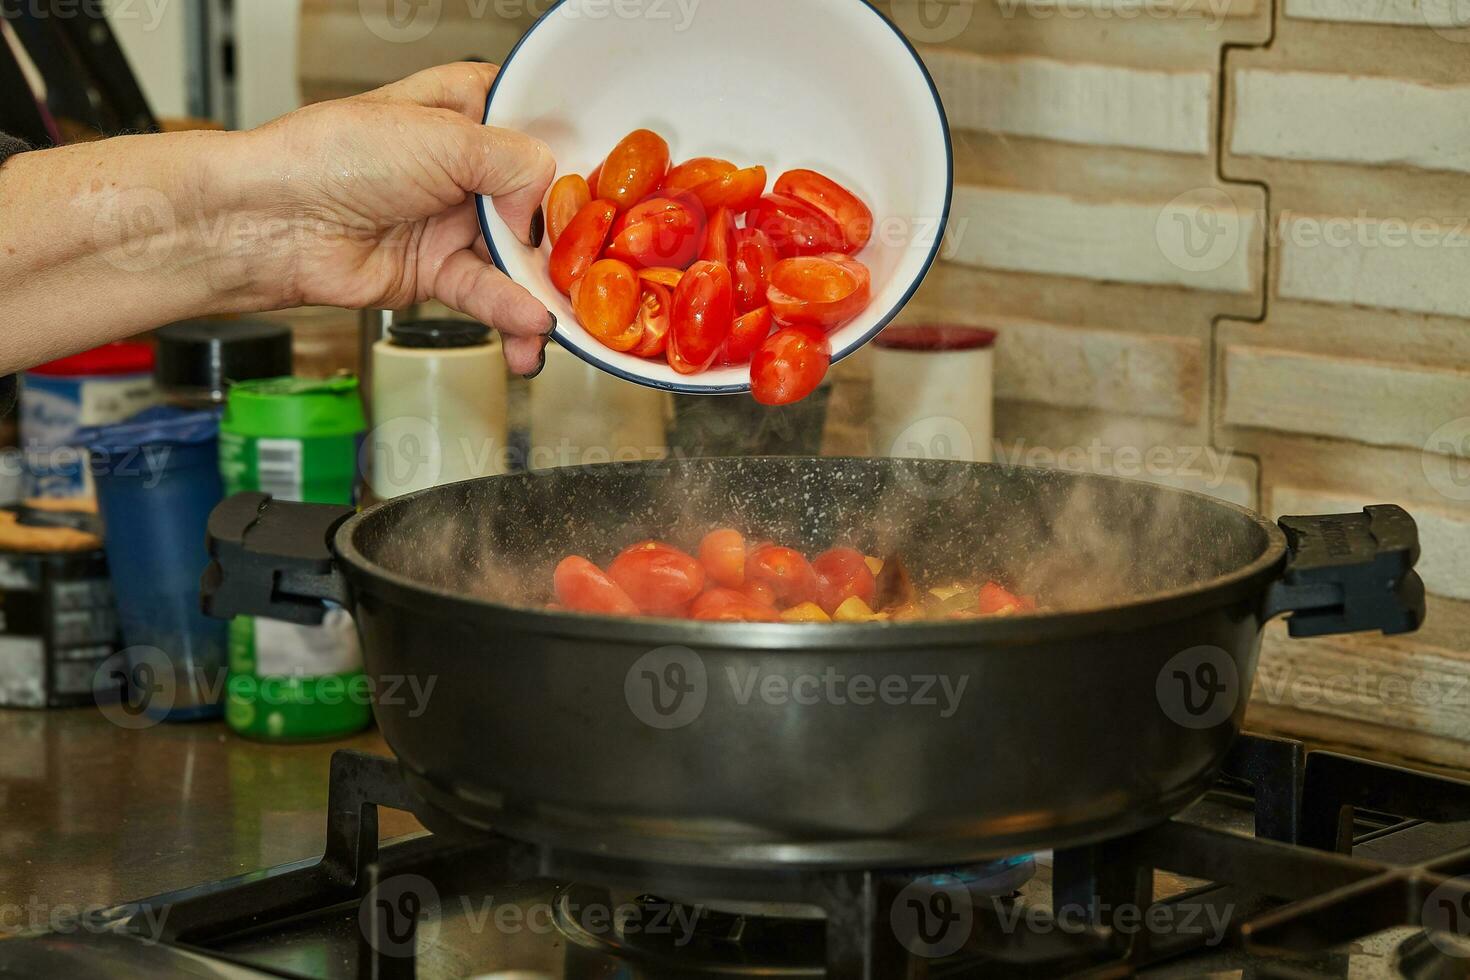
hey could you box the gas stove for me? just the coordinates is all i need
[5,733,1470,979]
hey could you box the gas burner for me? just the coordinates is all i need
[555,885,826,977]
[8,734,1470,979]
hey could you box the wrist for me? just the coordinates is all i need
[187,127,305,313]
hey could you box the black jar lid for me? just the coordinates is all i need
[155,319,293,391]
[388,320,491,349]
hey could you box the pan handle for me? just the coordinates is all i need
[200,492,355,626]
[1263,504,1425,638]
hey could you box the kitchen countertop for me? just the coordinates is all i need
[0,708,422,937]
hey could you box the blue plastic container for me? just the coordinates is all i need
[79,407,227,721]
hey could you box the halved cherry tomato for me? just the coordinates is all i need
[745,544,819,606]
[607,540,706,615]
[662,157,735,197]
[668,260,734,375]
[690,588,781,622]
[572,259,642,352]
[629,281,672,358]
[699,528,746,588]
[767,254,872,332]
[638,267,685,289]
[750,327,831,406]
[687,165,767,214]
[554,556,639,615]
[550,199,617,294]
[597,130,670,211]
[606,197,703,269]
[546,174,592,247]
[812,547,877,615]
[699,207,735,267]
[977,581,1026,615]
[721,306,773,366]
[745,193,846,258]
[774,169,873,253]
[732,227,779,313]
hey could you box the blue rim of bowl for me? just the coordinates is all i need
[475,0,954,396]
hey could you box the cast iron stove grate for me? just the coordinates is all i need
[72,734,1470,978]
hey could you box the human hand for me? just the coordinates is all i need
[236,62,557,375]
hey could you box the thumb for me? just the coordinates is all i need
[456,123,557,247]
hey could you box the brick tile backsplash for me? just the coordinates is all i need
[989,315,1203,421]
[923,47,1212,154]
[946,186,1260,293]
[1222,345,1470,451]
[1283,0,1470,28]
[1275,212,1470,319]
[1231,69,1470,175]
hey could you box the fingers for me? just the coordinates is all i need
[467,124,556,247]
[370,63,556,247]
[365,62,501,120]
[432,249,554,376]
[503,332,550,379]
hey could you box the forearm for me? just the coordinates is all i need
[0,129,290,374]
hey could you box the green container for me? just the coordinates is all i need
[219,376,369,741]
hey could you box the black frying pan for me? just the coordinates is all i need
[202,458,1423,868]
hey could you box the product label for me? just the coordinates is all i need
[254,438,304,501]
[0,637,45,708]
[20,374,157,498]
[254,610,361,676]
[0,559,117,706]
[218,432,358,505]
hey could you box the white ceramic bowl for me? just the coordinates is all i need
[476,0,952,394]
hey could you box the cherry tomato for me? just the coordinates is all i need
[688,166,767,214]
[721,306,773,366]
[742,580,778,607]
[977,581,1026,615]
[750,328,831,406]
[629,281,672,358]
[662,157,735,197]
[597,129,670,211]
[668,260,734,375]
[690,588,780,623]
[732,227,779,314]
[554,556,639,615]
[606,197,703,269]
[586,161,604,193]
[549,199,616,294]
[607,540,706,615]
[745,194,847,258]
[699,528,746,588]
[745,544,819,606]
[812,547,877,615]
[572,259,643,352]
[546,174,592,246]
[699,207,736,268]
[767,254,872,332]
[773,169,873,253]
[638,267,685,289]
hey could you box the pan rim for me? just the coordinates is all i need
[333,459,1289,648]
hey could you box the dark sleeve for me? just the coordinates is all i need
[0,134,26,165]
[0,134,27,418]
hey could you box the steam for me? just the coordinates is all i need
[356,458,1267,615]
